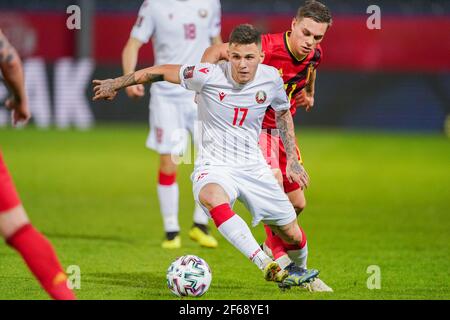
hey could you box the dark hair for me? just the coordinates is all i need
[297,0,333,26]
[229,24,262,47]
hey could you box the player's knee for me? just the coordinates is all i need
[198,185,229,211]
[293,197,306,215]
[159,155,177,175]
[288,190,306,216]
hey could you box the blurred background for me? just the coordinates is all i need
[0,0,449,131]
[0,0,449,300]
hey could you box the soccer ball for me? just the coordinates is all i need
[166,255,212,297]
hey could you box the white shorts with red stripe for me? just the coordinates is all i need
[146,91,197,156]
[191,163,297,227]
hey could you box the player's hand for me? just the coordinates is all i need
[286,160,309,189]
[92,79,118,101]
[5,96,31,127]
[125,84,145,98]
[294,89,314,112]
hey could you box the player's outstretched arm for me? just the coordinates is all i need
[201,43,229,63]
[92,64,181,101]
[275,109,309,188]
[0,30,30,126]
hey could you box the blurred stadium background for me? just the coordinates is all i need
[0,0,449,130]
[0,0,449,299]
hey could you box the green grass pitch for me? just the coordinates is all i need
[0,125,449,300]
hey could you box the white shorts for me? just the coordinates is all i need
[146,92,197,155]
[191,164,297,227]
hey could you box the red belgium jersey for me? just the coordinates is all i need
[261,32,323,129]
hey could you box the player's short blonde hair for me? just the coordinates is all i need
[296,0,333,26]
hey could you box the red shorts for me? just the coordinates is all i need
[259,130,303,194]
[0,151,21,212]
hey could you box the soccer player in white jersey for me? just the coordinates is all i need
[122,0,223,249]
[94,24,319,286]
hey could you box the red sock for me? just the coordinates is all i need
[6,224,76,300]
[264,224,287,260]
[264,225,307,258]
[158,171,176,186]
[209,203,235,227]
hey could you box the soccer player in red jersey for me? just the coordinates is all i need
[202,1,333,291]
[0,30,76,300]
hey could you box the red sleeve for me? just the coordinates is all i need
[314,44,323,69]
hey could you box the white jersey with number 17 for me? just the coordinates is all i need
[179,62,290,168]
[131,0,221,97]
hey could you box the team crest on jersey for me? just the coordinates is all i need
[198,9,208,18]
[183,66,195,79]
[255,90,267,104]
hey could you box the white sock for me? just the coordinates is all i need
[275,255,292,270]
[157,183,180,233]
[287,242,308,269]
[262,242,292,269]
[193,203,209,225]
[218,214,272,270]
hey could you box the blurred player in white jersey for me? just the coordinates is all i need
[94,24,319,286]
[122,0,223,249]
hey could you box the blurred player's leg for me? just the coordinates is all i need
[150,97,217,249]
[0,154,75,300]
[157,155,181,249]
[189,203,218,248]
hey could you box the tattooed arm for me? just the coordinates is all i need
[275,109,310,188]
[92,64,181,101]
[0,30,30,126]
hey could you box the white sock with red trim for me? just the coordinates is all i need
[193,203,209,225]
[286,228,308,268]
[210,203,272,270]
[157,171,179,233]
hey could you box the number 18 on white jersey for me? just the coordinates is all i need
[131,0,221,97]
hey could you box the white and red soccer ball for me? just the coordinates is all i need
[166,255,212,297]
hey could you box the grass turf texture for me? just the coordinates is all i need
[0,125,449,300]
